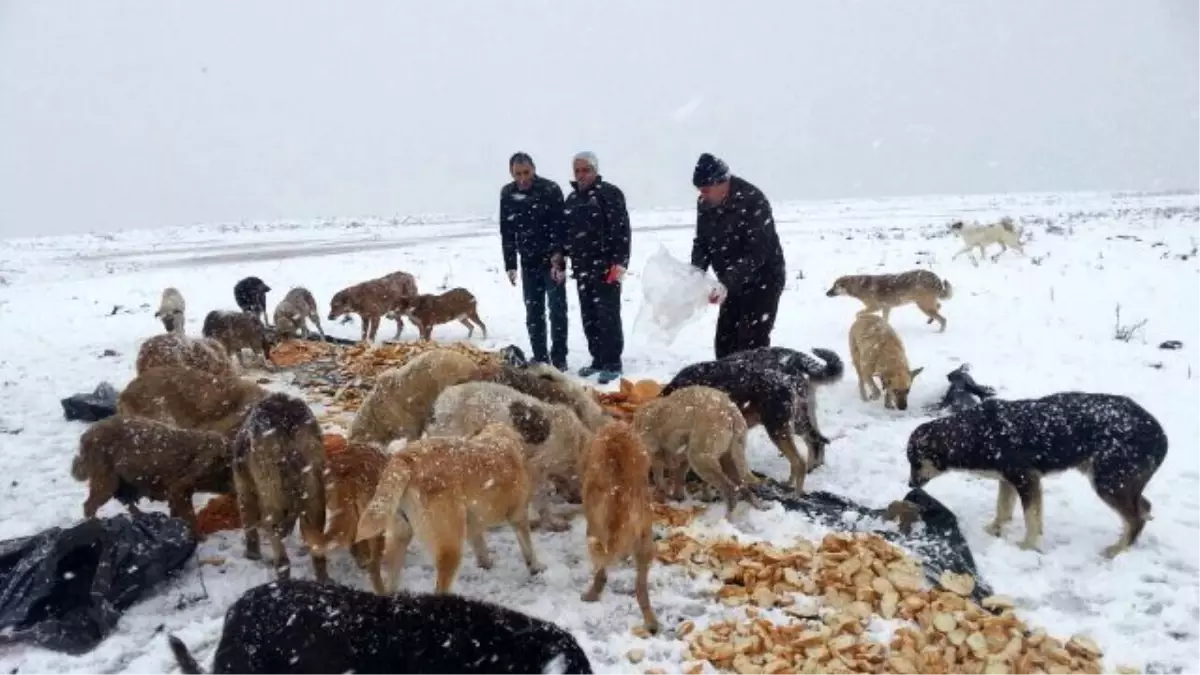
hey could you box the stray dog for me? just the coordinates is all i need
[825,269,953,332]
[202,310,277,370]
[633,385,764,516]
[329,275,417,343]
[117,365,268,438]
[355,423,543,594]
[232,392,328,581]
[950,216,1025,264]
[233,276,271,326]
[348,349,482,445]
[272,287,325,340]
[324,440,388,594]
[166,579,593,674]
[661,360,815,495]
[472,361,611,431]
[135,333,236,378]
[155,287,186,335]
[579,421,659,634]
[848,313,923,410]
[907,392,1168,558]
[73,415,231,534]
[403,287,488,341]
[931,363,996,413]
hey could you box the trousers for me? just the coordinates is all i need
[714,278,784,359]
[521,265,568,366]
[576,274,624,371]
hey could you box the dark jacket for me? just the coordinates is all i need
[561,177,631,278]
[499,175,567,271]
[690,175,786,295]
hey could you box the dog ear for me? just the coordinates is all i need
[508,401,551,445]
[910,366,925,379]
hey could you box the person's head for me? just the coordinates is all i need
[572,151,599,190]
[693,152,732,206]
[509,152,536,190]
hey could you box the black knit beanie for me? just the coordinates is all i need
[692,153,730,188]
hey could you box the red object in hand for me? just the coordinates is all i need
[605,265,625,284]
[708,289,723,304]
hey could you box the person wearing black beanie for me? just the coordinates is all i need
[689,153,787,358]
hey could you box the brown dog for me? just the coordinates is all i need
[328,272,419,343]
[324,440,389,594]
[349,349,482,445]
[579,421,659,634]
[825,269,953,332]
[355,423,543,594]
[273,287,325,340]
[848,313,924,410]
[632,385,764,517]
[73,415,232,534]
[135,333,236,377]
[117,366,269,438]
[202,310,277,369]
[232,392,328,582]
[403,288,488,342]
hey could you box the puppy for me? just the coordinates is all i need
[950,216,1025,264]
[403,288,488,342]
[232,393,328,582]
[155,287,186,335]
[273,287,325,340]
[166,579,594,674]
[579,421,659,634]
[907,392,1168,558]
[355,423,543,594]
[233,276,272,326]
[329,275,417,343]
[848,313,923,410]
[632,385,764,516]
[825,269,953,332]
[324,440,389,594]
[661,361,814,495]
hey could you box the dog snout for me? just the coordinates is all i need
[824,288,837,297]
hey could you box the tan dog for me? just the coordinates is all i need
[136,333,236,377]
[825,269,953,332]
[232,393,328,582]
[355,423,543,594]
[202,310,277,369]
[324,440,389,594]
[328,271,419,343]
[403,288,488,342]
[579,421,659,634]
[471,361,611,431]
[348,349,482,445]
[632,385,764,517]
[273,287,325,340]
[117,366,269,438]
[848,313,924,410]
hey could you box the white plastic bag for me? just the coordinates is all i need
[633,245,725,346]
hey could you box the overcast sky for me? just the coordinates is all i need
[0,0,1196,237]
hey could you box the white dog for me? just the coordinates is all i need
[154,287,186,335]
[949,217,1025,265]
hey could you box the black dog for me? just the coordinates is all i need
[907,392,1168,558]
[661,360,819,494]
[233,276,271,327]
[168,579,593,674]
[930,363,996,413]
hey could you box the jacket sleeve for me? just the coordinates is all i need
[603,184,632,268]
[499,185,518,271]
[721,191,776,295]
[690,205,711,273]
[546,182,568,264]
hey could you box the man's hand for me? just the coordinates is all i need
[550,267,566,284]
[605,264,626,284]
[708,287,726,305]
[506,269,518,286]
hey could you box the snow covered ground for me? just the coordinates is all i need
[0,190,1196,673]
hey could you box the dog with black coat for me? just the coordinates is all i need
[907,392,1168,558]
[661,359,817,494]
[930,363,996,413]
[167,579,593,674]
[233,276,272,326]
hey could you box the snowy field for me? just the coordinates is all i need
[0,189,1197,674]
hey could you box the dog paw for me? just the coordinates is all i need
[477,558,495,570]
[244,548,262,561]
[983,522,1003,537]
[1101,544,1126,559]
[644,619,661,636]
[1017,538,1042,552]
[580,590,599,603]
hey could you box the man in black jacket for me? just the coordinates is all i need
[559,151,630,384]
[690,153,787,359]
[500,152,569,370]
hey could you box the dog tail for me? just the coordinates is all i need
[939,278,954,300]
[355,456,413,543]
[804,348,845,384]
[167,635,205,674]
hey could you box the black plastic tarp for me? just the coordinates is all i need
[60,381,119,423]
[0,512,197,655]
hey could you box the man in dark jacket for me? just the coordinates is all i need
[559,151,630,384]
[500,152,569,370]
[690,153,787,359]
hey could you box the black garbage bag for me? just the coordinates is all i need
[60,382,119,423]
[0,512,197,655]
[749,478,995,605]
